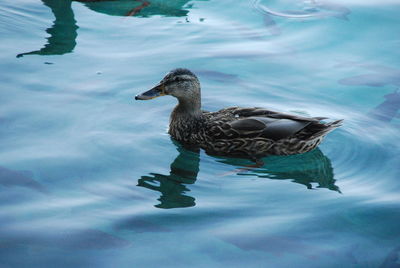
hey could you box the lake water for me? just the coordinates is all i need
[1,0,400,267]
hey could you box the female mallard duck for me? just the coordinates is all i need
[135,68,343,164]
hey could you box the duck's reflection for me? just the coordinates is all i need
[137,144,200,209]
[221,148,340,193]
[17,0,198,58]
[138,142,340,209]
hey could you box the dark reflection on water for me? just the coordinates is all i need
[137,142,199,209]
[17,0,77,58]
[113,216,171,232]
[0,227,131,251]
[220,233,353,262]
[339,64,400,88]
[219,148,340,193]
[369,89,400,123]
[0,166,47,194]
[82,0,195,17]
[380,245,400,268]
[338,63,400,124]
[17,0,202,58]
[138,141,339,209]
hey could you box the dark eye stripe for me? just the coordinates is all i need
[165,77,186,84]
[174,77,185,82]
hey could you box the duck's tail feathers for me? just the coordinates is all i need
[311,119,343,139]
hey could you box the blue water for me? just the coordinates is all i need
[1,0,400,267]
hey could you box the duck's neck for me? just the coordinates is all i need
[171,96,202,122]
[176,95,201,114]
[169,95,204,141]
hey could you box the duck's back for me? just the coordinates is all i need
[200,107,342,159]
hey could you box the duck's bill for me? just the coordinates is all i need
[135,83,165,100]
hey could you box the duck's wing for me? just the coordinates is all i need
[226,107,326,122]
[207,107,330,141]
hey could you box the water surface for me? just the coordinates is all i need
[1,0,400,267]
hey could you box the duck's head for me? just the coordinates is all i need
[135,68,200,103]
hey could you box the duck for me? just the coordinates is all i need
[135,68,343,165]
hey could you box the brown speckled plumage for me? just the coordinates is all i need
[136,68,343,161]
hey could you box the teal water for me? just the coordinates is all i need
[1,0,400,267]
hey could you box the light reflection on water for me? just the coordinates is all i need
[1,0,400,267]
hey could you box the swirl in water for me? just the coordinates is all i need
[253,0,351,20]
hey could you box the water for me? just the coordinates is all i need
[1,0,399,267]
